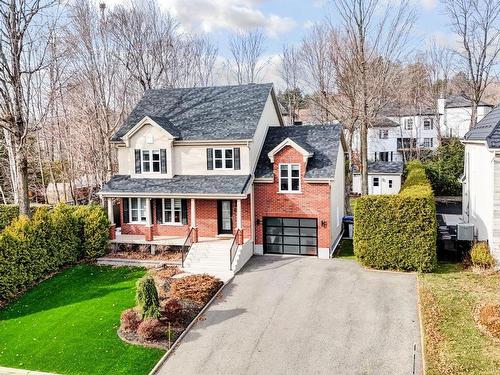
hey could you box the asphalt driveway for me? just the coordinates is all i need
[155,256,422,375]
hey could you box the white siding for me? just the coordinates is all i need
[352,173,401,195]
[329,145,345,252]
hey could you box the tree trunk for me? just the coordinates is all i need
[3,129,19,204]
[470,100,478,129]
[15,143,30,216]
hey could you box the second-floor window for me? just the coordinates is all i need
[423,118,433,130]
[135,149,167,174]
[207,147,241,170]
[404,118,413,130]
[279,163,300,192]
[379,129,389,139]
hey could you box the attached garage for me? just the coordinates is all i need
[263,217,318,256]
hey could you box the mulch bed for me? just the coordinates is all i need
[117,268,222,350]
[106,249,182,261]
[476,303,500,342]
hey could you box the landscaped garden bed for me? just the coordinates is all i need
[0,264,164,375]
[107,244,182,261]
[118,267,223,350]
[418,262,500,374]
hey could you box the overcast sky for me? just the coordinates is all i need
[105,0,456,86]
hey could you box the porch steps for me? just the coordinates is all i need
[183,239,235,281]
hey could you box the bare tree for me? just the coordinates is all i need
[280,44,303,124]
[333,0,416,195]
[0,0,58,214]
[228,29,266,84]
[443,0,500,128]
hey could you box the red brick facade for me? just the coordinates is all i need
[254,145,331,248]
[120,197,251,240]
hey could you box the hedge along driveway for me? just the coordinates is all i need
[0,265,164,375]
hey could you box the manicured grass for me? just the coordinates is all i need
[0,264,164,375]
[336,239,355,260]
[418,263,500,375]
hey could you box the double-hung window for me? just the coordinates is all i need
[141,150,160,173]
[279,164,300,192]
[130,198,147,223]
[423,118,433,130]
[423,138,433,148]
[214,148,234,169]
[162,198,182,224]
[404,118,413,130]
[379,129,389,139]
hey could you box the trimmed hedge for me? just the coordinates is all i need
[0,205,19,232]
[0,204,110,303]
[353,161,437,272]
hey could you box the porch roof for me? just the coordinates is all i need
[100,174,252,197]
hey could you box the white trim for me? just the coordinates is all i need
[278,163,301,193]
[162,198,183,225]
[122,116,176,146]
[140,149,161,174]
[174,139,251,146]
[212,147,235,170]
[268,137,313,163]
[100,192,248,199]
[129,197,147,224]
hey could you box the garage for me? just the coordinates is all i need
[263,217,318,256]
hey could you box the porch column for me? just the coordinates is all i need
[107,197,116,240]
[190,198,198,243]
[236,199,243,245]
[145,198,153,241]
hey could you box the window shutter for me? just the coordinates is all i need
[134,150,141,174]
[207,148,213,170]
[181,199,188,225]
[234,147,241,170]
[123,198,129,223]
[160,149,167,174]
[155,199,163,224]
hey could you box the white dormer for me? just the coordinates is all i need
[267,137,314,165]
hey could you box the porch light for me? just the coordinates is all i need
[321,220,327,228]
[256,218,262,225]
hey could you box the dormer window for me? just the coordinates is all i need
[206,147,241,170]
[279,163,300,192]
[135,149,167,174]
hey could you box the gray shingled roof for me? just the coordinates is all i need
[380,102,435,117]
[255,124,342,179]
[353,161,404,174]
[464,105,500,148]
[101,174,252,195]
[372,117,399,128]
[446,94,492,109]
[112,83,278,141]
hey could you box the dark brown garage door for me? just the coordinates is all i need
[263,217,318,256]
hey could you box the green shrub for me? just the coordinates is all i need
[470,242,496,269]
[73,204,110,259]
[0,203,110,304]
[354,161,437,272]
[136,275,160,319]
[0,205,19,232]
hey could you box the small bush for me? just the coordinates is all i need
[170,274,223,306]
[137,318,165,341]
[161,298,183,323]
[0,205,19,231]
[354,161,437,272]
[136,275,160,319]
[470,242,496,269]
[120,308,142,333]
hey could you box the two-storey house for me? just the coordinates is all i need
[100,84,345,275]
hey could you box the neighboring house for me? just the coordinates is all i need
[352,94,494,163]
[352,161,403,195]
[46,175,96,204]
[462,105,500,265]
[100,83,345,274]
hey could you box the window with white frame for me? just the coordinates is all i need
[423,118,433,130]
[279,164,300,192]
[379,129,389,139]
[423,138,433,148]
[141,150,160,173]
[404,118,414,130]
[213,148,234,169]
[130,198,147,223]
[162,198,182,224]
[373,177,380,187]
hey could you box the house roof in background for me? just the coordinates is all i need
[101,174,252,196]
[445,94,493,109]
[380,102,435,117]
[255,124,342,179]
[463,105,500,148]
[112,83,281,142]
[353,161,404,174]
[372,117,400,128]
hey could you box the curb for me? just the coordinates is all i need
[416,277,426,375]
[147,275,235,375]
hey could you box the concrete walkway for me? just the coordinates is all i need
[155,256,422,375]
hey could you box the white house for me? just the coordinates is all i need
[462,105,500,265]
[352,161,403,195]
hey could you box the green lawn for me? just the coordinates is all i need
[419,263,500,375]
[0,264,164,375]
[335,239,355,259]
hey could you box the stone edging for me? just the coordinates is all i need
[147,275,234,375]
[0,366,59,375]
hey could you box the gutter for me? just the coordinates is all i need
[98,192,248,199]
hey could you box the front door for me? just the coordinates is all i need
[217,200,233,235]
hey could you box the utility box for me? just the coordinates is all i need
[457,223,474,241]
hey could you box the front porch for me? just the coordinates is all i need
[110,233,234,247]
